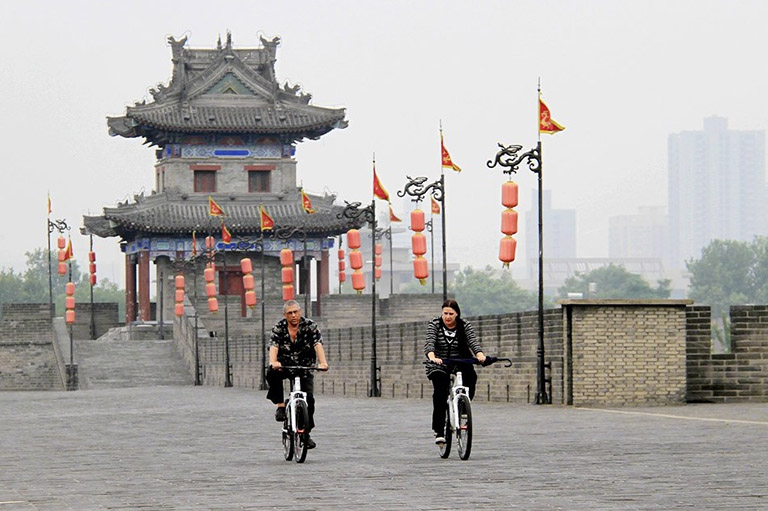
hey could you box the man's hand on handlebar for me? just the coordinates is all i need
[271,361,282,370]
[317,362,329,371]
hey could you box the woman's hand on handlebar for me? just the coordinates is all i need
[475,352,487,364]
[429,356,443,365]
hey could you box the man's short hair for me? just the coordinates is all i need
[283,300,301,314]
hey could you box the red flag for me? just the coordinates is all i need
[208,196,225,217]
[389,204,402,222]
[373,164,390,201]
[192,230,197,257]
[63,238,73,261]
[301,188,316,214]
[431,196,441,214]
[441,132,461,172]
[47,194,52,216]
[539,98,565,134]
[260,205,275,231]
[221,222,232,243]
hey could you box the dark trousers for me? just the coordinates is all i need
[266,367,316,432]
[428,364,477,434]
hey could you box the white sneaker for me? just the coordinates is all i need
[434,435,446,445]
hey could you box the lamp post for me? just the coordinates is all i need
[338,200,380,397]
[487,141,550,404]
[397,176,447,301]
[47,218,69,317]
[171,251,202,385]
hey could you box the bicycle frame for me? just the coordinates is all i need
[447,371,469,430]
[287,376,307,435]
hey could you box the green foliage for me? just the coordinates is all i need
[1,248,124,317]
[557,263,671,299]
[687,237,768,320]
[452,266,544,317]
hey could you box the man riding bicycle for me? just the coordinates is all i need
[266,300,328,449]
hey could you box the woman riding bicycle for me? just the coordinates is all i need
[424,299,485,445]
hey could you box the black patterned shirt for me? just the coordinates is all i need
[270,317,323,367]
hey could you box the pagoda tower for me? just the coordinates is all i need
[84,33,358,324]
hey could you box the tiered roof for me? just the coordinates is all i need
[83,190,362,239]
[107,33,347,145]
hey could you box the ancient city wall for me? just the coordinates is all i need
[0,303,63,390]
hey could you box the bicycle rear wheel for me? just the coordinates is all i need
[439,406,452,459]
[293,399,310,463]
[456,395,472,460]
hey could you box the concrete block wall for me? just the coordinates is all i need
[0,303,62,390]
[562,300,690,407]
[686,305,768,402]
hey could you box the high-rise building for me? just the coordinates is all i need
[668,116,766,269]
[525,189,576,280]
[609,206,668,261]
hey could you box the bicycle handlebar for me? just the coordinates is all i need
[278,365,329,372]
[424,356,513,368]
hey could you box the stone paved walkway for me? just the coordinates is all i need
[1,386,767,510]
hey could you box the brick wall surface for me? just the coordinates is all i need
[686,305,768,403]
[0,303,61,390]
[564,301,689,407]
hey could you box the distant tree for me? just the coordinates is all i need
[452,266,544,317]
[0,248,124,317]
[558,263,671,299]
[687,237,768,319]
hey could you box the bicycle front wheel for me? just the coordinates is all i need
[456,395,472,460]
[282,417,293,461]
[439,405,452,459]
[293,399,310,463]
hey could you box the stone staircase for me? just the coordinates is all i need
[75,325,193,389]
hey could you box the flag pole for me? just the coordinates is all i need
[439,123,448,302]
[370,153,380,397]
[535,79,547,404]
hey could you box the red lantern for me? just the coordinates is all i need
[58,262,67,275]
[338,260,346,271]
[57,236,66,250]
[411,233,427,256]
[240,258,253,274]
[89,251,96,262]
[339,270,346,283]
[375,255,382,267]
[175,275,185,289]
[174,303,185,317]
[65,296,75,310]
[375,243,382,256]
[413,257,429,283]
[410,209,425,232]
[281,266,294,284]
[499,236,517,267]
[65,282,75,296]
[205,236,216,250]
[175,290,185,303]
[204,267,215,283]
[502,181,519,208]
[243,273,254,290]
[337,248,345,260]
[349,251,363,270]
[280,248,294,266]
[89,262,96,274]
[245,290,257,308]
[205,282,217,297]
[282,284,295,301]
[89,274,97,286]
[347,229,361,249]
[351,271,366,292]
[501,209,518,235]
[375,267,382,280]
[65,309,75,324]
[58,250,66,262]
[208,297,219,313]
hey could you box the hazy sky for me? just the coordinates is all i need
[2,0,767,285]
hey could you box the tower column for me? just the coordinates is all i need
[125,254,137,324]
[138,251,151,321]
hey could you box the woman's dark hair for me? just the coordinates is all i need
[442,299,461,318]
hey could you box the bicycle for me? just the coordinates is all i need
[431,356,512,461]
[278,366,325,463]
